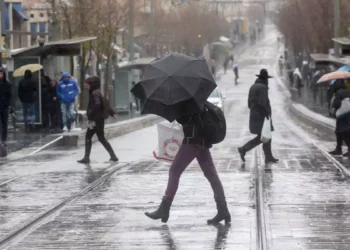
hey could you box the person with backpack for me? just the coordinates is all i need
[238,69,279,164]
[77,76,118,164]
[145,103,231,225]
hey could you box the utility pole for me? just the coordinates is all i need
[150,0,156,57]
[128,0,135,62]
[0,0,5,66]
[50,0,58,41]
[334,0,341,57]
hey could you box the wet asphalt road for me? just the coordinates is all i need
[1,25,350,250]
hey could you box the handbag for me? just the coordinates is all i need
[336,98,350,119]
[261,118,272,143]
[153,122,184,163]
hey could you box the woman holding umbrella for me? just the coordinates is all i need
[317,70,350,156]
[132,53,231,224]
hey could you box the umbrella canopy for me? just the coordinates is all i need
[317,71,350,84]
[131,53,217,122]
[331,65,350,84]
[13,64,43,77]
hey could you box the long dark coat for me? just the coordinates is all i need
[248,78,272,135]
[332,81,350,133]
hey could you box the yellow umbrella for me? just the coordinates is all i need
[13,64,43,77]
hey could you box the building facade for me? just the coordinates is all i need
[4,0,50,50]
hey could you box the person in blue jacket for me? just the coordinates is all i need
[56,72,79,132]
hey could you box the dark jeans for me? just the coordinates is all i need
[42,103,61,129]
[164,144,226,202]
[0,109,8,142]
[84,119,116,158]
[22,103,36,127]
[242,134,273,158]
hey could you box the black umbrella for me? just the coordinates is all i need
[131,53,217,122]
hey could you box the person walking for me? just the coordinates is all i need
[18,70,37,132]
[238,69,279,164]
[56,72,79,132]
[329,79,350,157]
[293,68,303,99]
[223,57,230,74]
[0,67,12,154]
[77,76,118,164]
[233,62,239,85]
[144,112,231,225]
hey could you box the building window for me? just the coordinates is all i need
[39,22,46,33]
[30,14,34,18]
[40,13,44,18]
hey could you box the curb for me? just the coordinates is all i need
[289,103,335,133]
[60,115,163,147]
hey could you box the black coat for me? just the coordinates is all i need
[87,83,116,121]
[248,78,271,135]
[0,73,12,111]
[176,113,212,148]
[18,71,37,104]
[332,88,350,133]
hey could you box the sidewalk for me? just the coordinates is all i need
[4,111,142,156]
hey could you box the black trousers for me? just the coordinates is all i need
[0,109,8,142]
[84,119,116,158]
[337,132,350,151]
[242,134,273,158]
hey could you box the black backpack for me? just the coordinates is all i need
[201,101,226,144]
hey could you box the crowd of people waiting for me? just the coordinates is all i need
[282,51,350,157]
[17,70,79,133]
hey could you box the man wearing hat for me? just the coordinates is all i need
[238,69,279,164]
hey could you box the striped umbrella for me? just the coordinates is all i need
[331,65,350,84]
[317,71,350,84]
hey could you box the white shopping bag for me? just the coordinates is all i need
[153,122,184,163]
[260,118,272,143]
[336,98,350,119]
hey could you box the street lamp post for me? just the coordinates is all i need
[0,0,5,66]
[334,0,340,57]
[128,0,135,62]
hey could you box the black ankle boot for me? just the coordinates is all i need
[207,200,231,225]
[265,157,279,164]
[145,199,172,223]
[110,155,119,162]
[78,139,92,164]
[77,157,90,164]
[329,147,342,156]
[238,147,246,162]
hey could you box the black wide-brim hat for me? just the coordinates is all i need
[256,69,273,79]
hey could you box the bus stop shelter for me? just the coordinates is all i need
[310,53,346,70]
[114,57,156,113]
[10,37,96,126]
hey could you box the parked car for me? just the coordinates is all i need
[208,87,225,111]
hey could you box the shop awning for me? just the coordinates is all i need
[310,53,346,66]
[11,37,97,57]
[12,3,28,21]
